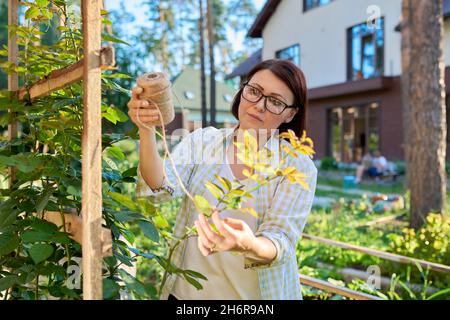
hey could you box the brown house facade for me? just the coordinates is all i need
[229,0,450,163]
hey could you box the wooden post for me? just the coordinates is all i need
[81,0,103,300]
[7,0,18,188]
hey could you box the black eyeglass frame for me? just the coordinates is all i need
[241,81,299,115]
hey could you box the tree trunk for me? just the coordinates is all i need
[199,0,207,128]
[207,0,216,127]
[401,0,447,229]
[159,1,169,72]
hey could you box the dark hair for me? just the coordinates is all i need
[231,59,308,139]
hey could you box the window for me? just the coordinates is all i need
[304,0,333,12]
[328,103,379,163]
[275,44,300,66]
[223,94,233,103]
[348,18,384,80]
[184,91,195,100]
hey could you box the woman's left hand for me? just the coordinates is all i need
[195,210,256,257]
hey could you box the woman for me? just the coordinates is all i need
[128,60,317,300]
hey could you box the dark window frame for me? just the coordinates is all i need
[303,0,334,12]
[347,17,385,81]
[275,44,301,66]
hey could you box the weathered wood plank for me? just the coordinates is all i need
[302,233,450,274]
[81,0,103,300]
[8,0,18,188]
[17,47,115,101]
[299,274,382,300]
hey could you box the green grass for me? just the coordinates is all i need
[317,176,405,195]
[314,188,361,200]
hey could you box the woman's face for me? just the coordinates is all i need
[238,69,297,133]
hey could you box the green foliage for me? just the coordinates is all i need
[299,195,449,300]
[0,0,157,300]
[320,156,338,171]
[388,214,449,265]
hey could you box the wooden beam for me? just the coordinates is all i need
[81,0,103,300]
[37,211,112,257]
[8,0,19,188]
[17,46,115,101]
[299,274,382,300]
[302,233,450,274]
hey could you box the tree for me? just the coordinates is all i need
[199,0,207,127]
[401,0,447,229]
[206,0,216,127]
[0,0,8,90]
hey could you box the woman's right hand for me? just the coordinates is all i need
[127,85,161,131]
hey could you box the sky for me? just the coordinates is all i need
[104,0,265,53]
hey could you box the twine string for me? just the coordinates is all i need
[135,82,201,213]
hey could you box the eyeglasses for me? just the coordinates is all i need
[241,82,297,115]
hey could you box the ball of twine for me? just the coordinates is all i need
[136,72,175,126]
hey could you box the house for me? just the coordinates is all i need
[165,67,238,134]
[228,0,450,163]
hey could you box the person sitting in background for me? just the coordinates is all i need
[369,150,388,179]
[355,151,373,183]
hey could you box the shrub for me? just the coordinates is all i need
[320,156,338,171]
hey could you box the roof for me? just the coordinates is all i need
[171,67,237,113]
[224,49,262,80]
[251,0,450,36]
[247,0,281,38]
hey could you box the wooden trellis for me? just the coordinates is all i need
[302,233,450,274]
[7,0,111,300]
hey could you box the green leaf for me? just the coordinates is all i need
[67,185,82,197]
[137,198,156,216]
[122,167,137,178]
[118,269,147,297]
[194,195,213,216]
[0,232,19,256]
[108,192,138,211]
[113,211,145,223]
[30,219,58,233]
[138,220,159,243]
[29,243,54,264]
[21,230,53,243]
[107,145,125,161]
[204,181,223,200]
[426,288,450,300]
[0,209,20,231]
[215,174,232,191]
[102,33,130,46]
[240,207,259,218]
[183,274,203,290]
[128,247,155,259]
[36,189,53,213]
[25,7,40,19]
[154,215,169,229]
[183,269,208,281]
[103,73,131,79]
[0,275,19,291]
[36,0,50,7]
[107,106,128,123]
[103,278,120,300]
[51,98,80,109]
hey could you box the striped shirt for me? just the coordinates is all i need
[137,126,318,300]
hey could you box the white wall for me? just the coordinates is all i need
[262,0,403,89]
[444,19,450,66]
